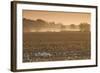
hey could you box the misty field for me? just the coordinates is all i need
[23,32,91,62]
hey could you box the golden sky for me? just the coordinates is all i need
[23,10,91,25]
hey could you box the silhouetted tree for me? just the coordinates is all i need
[70,24,76,29]
[36,19,46,24]
[79,23,90,32]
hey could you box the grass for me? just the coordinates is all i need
[23,31,91,62]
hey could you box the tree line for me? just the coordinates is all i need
[23,18,90,32]
[70,23,90,32]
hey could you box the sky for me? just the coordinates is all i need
[23,10,91,25]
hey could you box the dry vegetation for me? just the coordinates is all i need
[23,32,91,62]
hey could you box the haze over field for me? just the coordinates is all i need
[23,10,91,32]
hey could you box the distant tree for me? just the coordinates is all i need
[50,22,55,25]
[79,23,90,32]
[56,23,64,29]
[35,19,48,32]
[61,25,66,29]
[36,19,46,24]
[49,22,56,28]
[70,24,76,29]
[23,18,33,32]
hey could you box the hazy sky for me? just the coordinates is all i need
[23,10,91,25]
